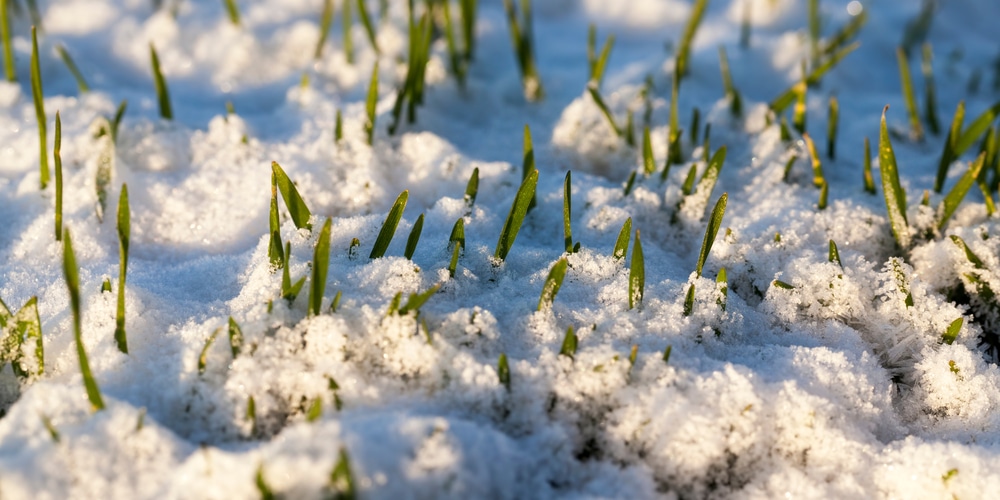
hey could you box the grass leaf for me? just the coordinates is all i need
[448,218,465,277]
[356,0,379,54]
[314,0,334,60]
[54,112,63,240]
[629,230,644,310]
[115,184,130,354]
[802,133,825,188]
[0,0,14,82]
[896,47,924,141]
[942,317,963,345]
[716,267,728,311]
[271,161,314,231]
[328,449,356,499]
[863,137,875,194]
[921,43,939,135]
[675,0,708,79]
[937,152,985,230]
[56,44,89,93]
[497,353,510,391]
[222,0,240,25]
[149,44,172,120]
[464,167,479,207]
[310,218,332,316]
[683,283,695,316]
[342,0,354,64]
[879,106,910,248]
[537,258,568,311]
[404,213,423,260]
[696,193,728,277]
[563,172,574,252]
[268,173,284,269]
[365,61,378,145]
[502,0,543,101]
[587,85,622,138]
[398,283,441,316]
[829,239,842,267]
[771,42,859,113]
[559,325,577,359]
[827,95,839,159]
[934,101,966,193]
[642,126,655,174]
[494,169,538,262]
[370,190,408,259]
[612,217,631,261]
[63,229,105,411]
[228,316,243,358]
[718,46,742,118]
[30,27,48,190]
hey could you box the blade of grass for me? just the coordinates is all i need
[770,42,859,113]
[689,108,699,147]
[589,28,614,88]
[829,239,842,267]
[808,0,820,70]
[494,169,538,262]
[682,283,695,316]
[896,47,924,141]
[921,43,939,135]
[54,112,62,240]
[792,65,806,134]
[448,218,465,277]
[115,184,130,354]
[404,213,423,260]
[587,85,623,139]
[718,46,742,118]
[563,172,574,252]
[613,217,631,261]
[397,283,441,316]
[716,267,728,311]
[314,0,334,59]
[56,44,89,93]
[342,0,354,64]
[667,75,683,165]
[696,193,728,277]
[282,242,306,303]
[942,317,963,345]
[497,353,510,390]
[10,297,43,378]
[502,0,543,101]
[356,0,379,54]
[334,109,343,144]
[310,218,332,316]
[228,316,243,357]
[365,61,378,145]
[537,257,568,311]
[642,125,655,175]
[629,230,644,310]
[827,95,839,159]
[460,0,477,62]
[559,325,577,359]
[63,229,105,411]
[802,133,825,188]
[936,152,985,231]
[863,137,875,194]
[935,101,966,193]
[442,0,466,88]
[271,161,314,231]
[268,172,284,269]
[0,0,12,82]
[198,327,221,375]
[370,190,408,259]
[328,449,356,499]
[149,44,172,120]
[464,167,479,207]
[222,0,240,25]
[675,0,708,79]
[879,106,911,248]
[30,27,48,190]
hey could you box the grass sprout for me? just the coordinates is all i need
[395,283,441,317]
[683,282,695,316]
[623,171,637,197]
[802,133,825,188]
[696,193,728,278]
[149,44,172,120]
[314,0,334,59]
[827,95,839,159]
[54,112,63,240]
[268,173,284,269]
[342,0,354,64]
[662,345,672,364]
[198,327,222,375]
[272,161,314,231]
[464,167,479,207]
[334,109,343,144]
[718,46,743,118]
[227,316,243,358]
[63,229,105,411]
[942,317,963,345]
[282,242,306,303]
[667,76,683,166]
[498,353,511,390]
[935,101,1000,192]
[936,152,985,231]
[356,0,379,55]
[935,101,966,193]
[56,45,89,93]
[442,0,466,87]
[30,27,48,189]
[792,66,807,134]
[559,325,577,359]
[0,0,13,82]
[921,43,939,135]
[115,184,130,354]
[675,0,707,80]
[328,449,357,499]
[365,61,378,145]
[879,106,910,249]
[370,190,408,259]
[404,213,423,260]
[503,0,543,101]
[563,172,577,252]
[222,0,240,25]
[629,230,644,310]
[310,218,332,316]
[642,125,655,174]
[537,258,568,311]
[3,296,43,379]
[863,137,875,194]
[587,24,614,88]
[717,267,728,311]
[896,47,924,142]
[460,0,478,63]
[448,218,465,277]
[770,42,859,113]
[829,239,842,267]
[587,85,625,143]
[613,217,632,261]
[494,169,538,263]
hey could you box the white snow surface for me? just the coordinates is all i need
[1,0,1000,498]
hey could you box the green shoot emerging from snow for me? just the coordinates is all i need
[503,0,543,101]
[365,61,378,145]
[829,239,842,267]
[0,0,13,82]
[464,167,479,207]
[370,190,408,259]
[538,258,568,311]
[310,218,332,316]
[718,46,743,118]
[559,325,578,359]
[271,161,313,231]
[563,172,577,252]
[115,184,130,354]
[697,193,728,278]
[268,173,284,269]
[896,47,924,142]
[30,27,48,190]
[936,153,985,231]
[314,0,334,60]
[228,317,243,358]
[879,106,910,248]
[863,137,875,194]
[613,217,632,261]
[587,24,614,88]
[356,0,379,54]
[328,449,357,499]
[223,0,240,25]
[56,45,89,93]
[942,317,963,345]
[498,353,511,390]
[629,230,644,310]
[63,229,105,411]
[150,44,172,120]
[494,169,538,263]
[448,218,465,278]
[54,113,63,241]
[405,213,424,260]
[675,0,707,79]
[198,327,221,375]
[642,126,655,174]
[771,42,859,113]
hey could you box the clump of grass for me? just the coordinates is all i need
[222,0,240,25]
[612,217,632,261]
[310,218,332,316]
[228,317,243,357]
[497,353,510,390]
[628,230,644,310]
[63,229,105,411]
[559,325,577,359]
[54,112,63,240]
[879,106,910,249]
[934,100,1000,193]
[271,161,313,231]
[675,0,708,79]
[0,0,14,82]
[365,61,378,145]
[115,184,130,354]
[537,257,568,311]
[896,47,924,142]
[149,44,172,120]
[198,327,221,374]
[388,283,441,317]
[30,27,48,190]
[502,0,543,101]
[328,449,356,499]
[494,169,538,263]
[314,0,334,59]
[56,45,89,93]
[587,23,614,89]
[718,46,743,118]
[448,218,465,278]
[370,190,408,259]
[404,213,423,260]
[827,95,839,159]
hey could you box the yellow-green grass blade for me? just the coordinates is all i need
[936,152,985,230]
[356,0,379,54]
[770,42,859,113]
[879,106,910,248]
[198,327,221,375]
[310,218,332,316]
[63,229,105,411]
[497,353,510,390]
[369,190,408,259]
[404,213,423,260]
[268,172,284,269]
[398,283,441,316]
[115,184,130,354]
[222,0,240,25]
[563,171,574,252]
[942,317,962,345]
[896,47,924,141]
[30,27,48,189]
[0,0,14,82]
[228,316,243,358]
[56,44,89,93]
[612,217,631,261]
[559,325,577,359]
[675,0,707,79]
[54,112,63,241]
[328,449,357,499]
[537,257,568,311]
[696,193,727,277]
[271,161,314,231]
[365,61,378,145]
[628,230,644,310]
[494,169,538,262]
[150,44,172,120]
[314,0,334,60]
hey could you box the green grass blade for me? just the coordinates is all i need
[503,0,543,101]
[718,46,742,118]
[587,85,622,138]
[149,44,172,120]
[537,257,568,311]
[11,296,43,378]
[310,218,332,316]
[559,325,577,359]
[934,101,965,193]
[642,126,655,174]
[829,239,842,267]
[675,0,708,79]
[334,109,343,144]
[228,316,243,357]
[922,43,939,135]
[590,33,614,88]
[370,190,408,259]
[494,169,538,262]
[460,0,477,62]
[255,462,273,499]
[942,317,962,345]
[198,327,221,375]
[821,8,867,57]
[442,0,465,87]
[716,267,728,311]
[271,161,313,231]
[398,283,441,316]
[896,47,924,142]
[863,137,875,194]
[697,146,727,204]
[404,213,423,260]
[879,106,910,248]
[329,290,342,313]
[464,167,479,207]
[662,345,672,364]
[0,0,13,82]
[365,61,378,145]
[111,100,127,145]
[612,217,631,261]
[808,0,820,69]
[115,184,130,354]
[696,193,728,277]
[682,283,695,316]
[937,152,985,230]
[770,42,859,113]
[827,95,839,159]
[268,173,284,269]
[448,218,465,277]
[314,0,334,59]
[629,230,644,310]
[54,112,63,241]
[681,164,697,196]
[328,449,356,499]
[563,172,575,252]
[30,27,48,190]
[356,0,379,54]
[56,45,89,93]
[953,101,1000,159]
[222,0,240,25]
[63,229,105,411]
[497,353,510,390]
[802,133,825,188]
[950,235,986,269]
[623,171,637,197]
[342,0,354,64]
[282,242,306,303]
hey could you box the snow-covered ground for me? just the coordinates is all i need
[2,0,1000,497]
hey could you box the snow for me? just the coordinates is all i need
[2,0,1000,498]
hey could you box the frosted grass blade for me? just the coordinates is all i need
[879,106,910,248]
[370,190,408,259]
[828,239,842,267]
[310,218,332,316]
[696,146,727,206]
[63,229,105,411]
[537,257,568,311]
[936,152,985,231]
[198,327,221,375]
[404,213,423,260]
[696,193,728,277]
[30,27,48,189]
[150,44,172,120]
[271,161,313,231]
[228,316,243,357]
[942,317,962,345]
[629,230,644,310]
[56,45,89,93]
[494,169,538,262]
[115,184,130,354]
[612,217,631,261]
